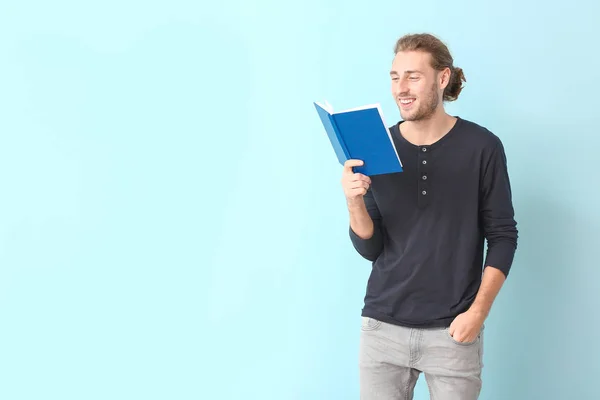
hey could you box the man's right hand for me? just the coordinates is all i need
[341,159,371,206]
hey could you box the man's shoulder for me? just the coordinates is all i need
[455,117,504,150]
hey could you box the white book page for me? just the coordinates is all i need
[314,101,333,114]
[335,103,380,114]
[376,104,403,167]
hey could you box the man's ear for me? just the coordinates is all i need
[439,67,451,90]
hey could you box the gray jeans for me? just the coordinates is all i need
[359,316,484,400]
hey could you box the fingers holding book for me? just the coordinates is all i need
[342,159,372,201]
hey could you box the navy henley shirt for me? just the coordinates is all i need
[350,116,518,329]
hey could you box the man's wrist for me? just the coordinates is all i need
[467,306,488,320]
[346,197,365,210]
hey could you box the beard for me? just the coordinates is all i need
[400,82,439,122]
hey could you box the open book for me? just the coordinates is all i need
[314,101,403,176]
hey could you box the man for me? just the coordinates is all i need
[341,33,518,400]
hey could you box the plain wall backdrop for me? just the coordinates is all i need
[0,0,598,399]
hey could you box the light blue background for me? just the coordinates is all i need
[0,1,598,399]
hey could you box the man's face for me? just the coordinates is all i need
[390,51,446,121]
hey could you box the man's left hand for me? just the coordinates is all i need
[448,309,486,343]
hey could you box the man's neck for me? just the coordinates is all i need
[400,109,457,146]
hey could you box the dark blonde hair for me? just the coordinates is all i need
[394,33,466,101]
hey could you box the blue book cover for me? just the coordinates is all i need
[314,101,403,176]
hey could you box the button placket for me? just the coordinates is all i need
[418,146,430,207]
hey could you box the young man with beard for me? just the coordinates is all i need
[341,33,518,399]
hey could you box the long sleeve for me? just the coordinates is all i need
[480,139,518,277]
[349,188,384,262]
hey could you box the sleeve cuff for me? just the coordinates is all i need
[484,240,517,277]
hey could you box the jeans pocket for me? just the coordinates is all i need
[446,327,480,346]
[361,317,382,331]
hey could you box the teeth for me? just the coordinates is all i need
[401,99,414,104]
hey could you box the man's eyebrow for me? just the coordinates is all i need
[389,70,424,75]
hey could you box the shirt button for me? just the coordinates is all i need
[422,147,427,152]
[422,160,427,165]
[422,190,427,195]
[422,175,427,180]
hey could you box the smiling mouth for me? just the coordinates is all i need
[400,98,416,106]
